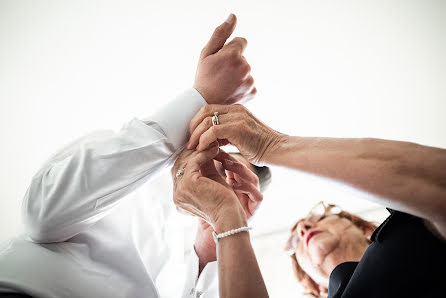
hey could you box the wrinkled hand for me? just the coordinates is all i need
[193,149,263,269]
[194,14,256,105]
[187,104,285,165]
[171,143,247,231]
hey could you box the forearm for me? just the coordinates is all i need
[266,136,446,223]
[214,213,268,298]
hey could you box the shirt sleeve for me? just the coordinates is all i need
[22,88,206,243]
[182,248,219,298]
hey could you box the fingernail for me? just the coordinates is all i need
[233,183,242,188]
[225,13,234,24]
[225,159,234,165]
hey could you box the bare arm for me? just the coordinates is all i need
[265,136,446,236]
[216,229,268,298]
[173,147,268,298]
[188,105,446,239]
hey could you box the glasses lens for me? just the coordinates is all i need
[329,205,342,215]
[310,202,325,216]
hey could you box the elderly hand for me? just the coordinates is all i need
[192,148,263,271]
[193,14,256,105]
[187,104,285,165]
[214,150,263,218]
[171,143,247,232]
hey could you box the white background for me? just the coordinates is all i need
[1,0,445,296]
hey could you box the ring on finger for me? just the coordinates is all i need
[176,168,185,178]
[212,112,220,126]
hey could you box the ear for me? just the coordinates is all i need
[318,285,328,297]
[361,221,376,240]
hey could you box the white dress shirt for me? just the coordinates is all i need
[0,89,219,298]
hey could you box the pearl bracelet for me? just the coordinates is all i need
[212,226,253,244]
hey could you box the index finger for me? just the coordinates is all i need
[184,144,220,177]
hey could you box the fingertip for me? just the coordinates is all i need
[224,13,235,25]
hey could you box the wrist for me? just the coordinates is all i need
[193,85,209,104]
[213,203,248,234]
[261,132,290,164]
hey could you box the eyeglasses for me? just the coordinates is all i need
[284,201,341,256]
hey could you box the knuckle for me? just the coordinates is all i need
[245,63,252,74]
[239,63,251,76]
[247,117,257,128]
[205,116,212,127]
[226,48,240,60]
[213,26,225,37]
[246,75,254,85]
[233,37,247,46]
[200,105,209,114]
[234,104,246,113]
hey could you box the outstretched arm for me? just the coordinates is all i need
[265,136,446,237]
[188,104,446,239]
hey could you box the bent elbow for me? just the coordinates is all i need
[21,186,61,243]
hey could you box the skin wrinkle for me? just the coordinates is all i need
[295,215,371,291]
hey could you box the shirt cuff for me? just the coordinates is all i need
[146,88,207,150]
[182,247,218,298]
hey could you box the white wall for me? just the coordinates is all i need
[1,1,445,296]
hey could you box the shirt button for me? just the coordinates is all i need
[195,291,203,298]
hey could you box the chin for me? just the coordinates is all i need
[308,234,339,265]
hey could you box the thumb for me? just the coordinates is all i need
[200,13,237,59]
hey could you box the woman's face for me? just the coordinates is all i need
[292,214,371,290]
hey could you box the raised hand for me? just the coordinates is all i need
[194,14,256,105]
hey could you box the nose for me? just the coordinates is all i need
[296,220,314,241]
